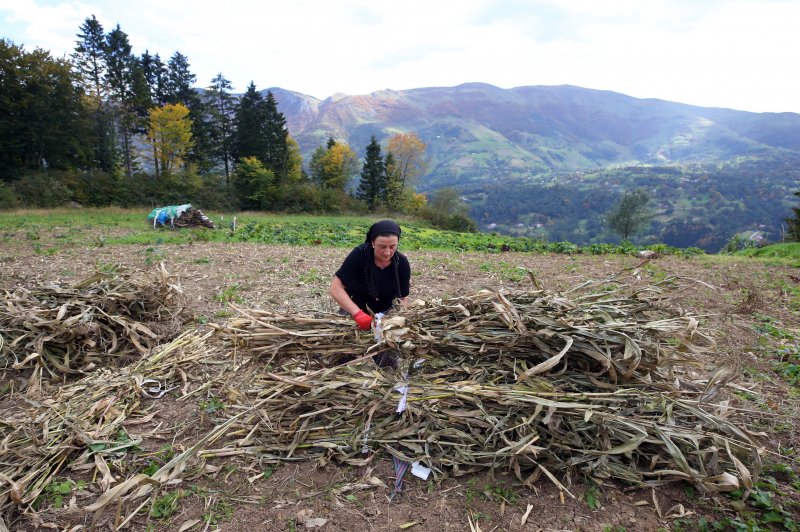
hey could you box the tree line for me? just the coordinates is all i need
[0,16,474,230]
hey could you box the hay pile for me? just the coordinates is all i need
[0,264,184,382]
[223,280,761,494]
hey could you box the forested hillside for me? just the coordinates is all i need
[2,15,800,252]
[464,159,799,251]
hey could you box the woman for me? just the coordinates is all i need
[330,219,411,330]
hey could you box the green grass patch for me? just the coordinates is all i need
[0,208,704,256]
[736,243,800,265]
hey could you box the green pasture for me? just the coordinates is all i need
[0,207,702,256]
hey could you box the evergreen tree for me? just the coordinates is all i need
[103,25,141,176]
[164,52,216,173]
[72,16,116,173]
[207,73,236,180]
[141,51,168,106]
[357,136,385,210]
[262,90,289,184]
[232,82,267,163]
[72,15,106,102]
[165,51,197,106]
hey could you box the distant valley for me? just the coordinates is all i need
[268,83,800,251]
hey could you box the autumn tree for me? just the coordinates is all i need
[309,141,358,191]
[285,136,304,182]
[147,103,193,178]
[386,132,428,189]
[607,189,653,241]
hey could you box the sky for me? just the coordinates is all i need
[1,0,798,113]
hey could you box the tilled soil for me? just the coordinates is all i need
[2,240,799,531]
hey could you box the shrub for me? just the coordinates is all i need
[0,182,20,209]
[12,173,70,207]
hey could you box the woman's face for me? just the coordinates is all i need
[372,235,398,265]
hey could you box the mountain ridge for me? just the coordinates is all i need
[266,82,800,187]
[264,83,800,250]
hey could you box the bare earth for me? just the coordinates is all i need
[1,239,799,531]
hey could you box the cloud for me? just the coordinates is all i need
[1,0,798,111]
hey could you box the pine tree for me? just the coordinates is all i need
[104,25,139,177]
[72,15,106,102]
[165,52,197,106]
[141,51,168,106]
[232,82,267,164]
[357,136,385,210]
[72,16,116,173]
[262,90,289,184]
[207,73,236,180]
[164,52,217,173]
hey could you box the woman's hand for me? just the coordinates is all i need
[352,310,373,330]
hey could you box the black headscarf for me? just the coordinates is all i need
[363,220,402,308]
[365,219,401,242]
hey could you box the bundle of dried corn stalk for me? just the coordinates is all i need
[0,330,222,529]
[0,264,184,380]
[221,280,760,493]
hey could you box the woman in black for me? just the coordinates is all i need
[330,219,411,330]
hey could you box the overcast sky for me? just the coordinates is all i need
[1,0,798,113]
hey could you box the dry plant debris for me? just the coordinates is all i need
[0,264,184,382]
[223,279,762,495]
[0,330,223,529]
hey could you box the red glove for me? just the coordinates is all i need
[353,310,372,330]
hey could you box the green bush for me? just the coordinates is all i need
[12,173,70,207]
[0,182,20,209]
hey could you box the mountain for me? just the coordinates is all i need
[266,83,800,251]
[268,82,800,188]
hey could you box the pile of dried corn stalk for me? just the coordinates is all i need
[0,264,184,381]
[223,280,761,494]
[0,330,224,530]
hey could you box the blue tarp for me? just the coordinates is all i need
[147,204,192,227]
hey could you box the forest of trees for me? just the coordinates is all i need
[465,161,800,251]
[0,16,466,225]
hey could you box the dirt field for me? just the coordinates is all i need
[2,239,799,531]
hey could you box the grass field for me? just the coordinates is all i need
[0,207,708,256]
